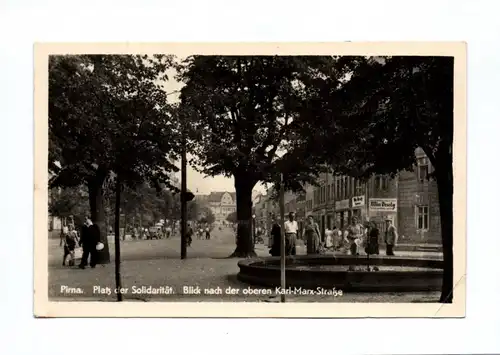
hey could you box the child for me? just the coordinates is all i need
[63,225,79,266]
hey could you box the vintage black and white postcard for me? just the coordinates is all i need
[34,42,466,317]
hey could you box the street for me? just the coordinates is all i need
[48,226,441,302]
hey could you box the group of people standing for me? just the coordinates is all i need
[196,225,212,240]
[268,212,398,257]
[60,217,102,269]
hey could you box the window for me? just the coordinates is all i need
[330,183,335,200]
[326,185,330,201]
[375,175,389,191]
[353,179,361,195]
[417,157,429,182]
[382,177,389,190]
[336,178,341,197]
[416,205,429,230]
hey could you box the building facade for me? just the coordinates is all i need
[273,148,442,244]
[199,191,237,224]
[397,148,441,244]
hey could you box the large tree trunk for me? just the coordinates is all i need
[87,171,111,264]
[230,175,257,257]
[435,154,454,303]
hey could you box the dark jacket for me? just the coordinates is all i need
[365,227,380,255]
[269,223,281,257]
[80,224,100,249]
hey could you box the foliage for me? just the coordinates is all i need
[226,211,238,224]
[48,186,89,223]
[313,56,453,179]
[178,56,344,188]
[49,54,180,207]
[313,56,454,303]
[177,56,341,256]
[49,54,180,263]
[198,206,216,225]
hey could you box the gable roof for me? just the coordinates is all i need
[207,191,237,203]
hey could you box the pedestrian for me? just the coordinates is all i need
[269,216,282,257]
[331,226,342,250]
[59,223,69,247]
[284,212,298,255]
[346,216,365,256]
[384,218,398,256]
[79,217,101,269]
[365,221,380,256]
[205,226,210,240]
[62,224,79,266]
[303,215,321,254]
[324,226,334,250]
[165,225,172,239]
[186,223,194,246]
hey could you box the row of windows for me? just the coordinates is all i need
[280,159,432,216]
[214,207,236,214]
[312,176,391,206]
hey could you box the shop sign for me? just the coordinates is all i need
[369,198,397,212]
[352,195,365,208]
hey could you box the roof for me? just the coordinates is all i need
[207,191,237,203]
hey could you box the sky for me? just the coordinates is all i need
[162,67,266,196]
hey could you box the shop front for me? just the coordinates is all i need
[351,195,366,222]
[368,198,398,233]
[334,199,350,229]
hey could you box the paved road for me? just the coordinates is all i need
[49,227,268,266]
[49,226,441,267]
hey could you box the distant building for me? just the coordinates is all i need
[197,191,237,224]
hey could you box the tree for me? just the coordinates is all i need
[49,55,181,300]
[315,56,454,303]
[49,54,178,264]
[49,187,89,226]
[199,206,216,225]
[178,56,336,257]
[226,211,238,224]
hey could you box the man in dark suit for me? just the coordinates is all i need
[79,217,101,269]
[269,216,283,257]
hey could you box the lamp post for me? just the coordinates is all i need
[252,214,256,246]
[279,173,286,303]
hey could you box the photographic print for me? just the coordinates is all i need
[34,43,466,317]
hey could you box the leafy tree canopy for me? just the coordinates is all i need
[314,56,453,180]
[177,55,341,192]
[49,54,180,192]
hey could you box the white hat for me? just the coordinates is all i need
[96,242,104,251]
